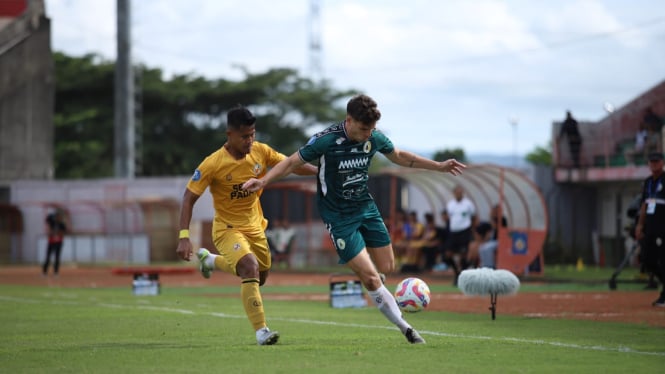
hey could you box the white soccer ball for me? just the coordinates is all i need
[394,277,431,313]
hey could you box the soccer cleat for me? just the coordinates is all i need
[197,248,212,279]
[653,295,665,307]
[256,327,280,345]
[404,328,426,344]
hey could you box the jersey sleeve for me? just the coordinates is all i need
[373,129,395,154]
[186,153,217,196]
[298,134,328,163]
[255,142,287,172]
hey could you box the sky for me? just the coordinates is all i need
[45,0,665,158]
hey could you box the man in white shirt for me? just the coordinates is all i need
[442,185,477,285]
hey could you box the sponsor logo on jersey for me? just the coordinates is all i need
[342,173,365,187]
[339,157,369,170]
[231,183,253,199]
[191,169,201,181]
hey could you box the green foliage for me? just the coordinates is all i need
[526,141,553,166]
[53,53,354,178]
[432,148,467,163]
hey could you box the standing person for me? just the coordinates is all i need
[442,185,477,284]
[42,208,67,276]
[243,94,465,344]
[558,110,583,168]
[635,152,665,307]
[175,106,316,345]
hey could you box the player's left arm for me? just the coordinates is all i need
[384,147,466,175]
[292,162,318,176]
[243,152,306,192]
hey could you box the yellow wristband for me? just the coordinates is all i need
[179,229,190,239]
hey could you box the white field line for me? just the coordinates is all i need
[1,295,663,357]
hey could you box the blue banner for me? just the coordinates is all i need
[510,231,528,255]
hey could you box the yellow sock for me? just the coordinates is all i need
[241,278,266,331]
[214,255,234,274]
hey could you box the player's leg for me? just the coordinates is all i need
[207,230,278,344]
[53,243,62,275]
[241,233,278,344]
[363,205,396,275]
[42,243,53,275]
[344,211,425,344]
[347,249,425,344]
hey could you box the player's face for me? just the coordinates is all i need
[345,116,376,143]
[226,125,256,157]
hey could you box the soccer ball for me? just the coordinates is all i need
[394,277,431,313]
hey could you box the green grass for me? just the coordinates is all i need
[1,280,663,374]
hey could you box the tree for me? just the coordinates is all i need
[54,53,115,178]
[526,142,552,166]
[432,148,467,163]
[53,53,355,178]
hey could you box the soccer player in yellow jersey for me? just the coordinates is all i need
[175,106,316,345]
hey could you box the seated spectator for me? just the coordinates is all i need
[490,204,508,241]
[391,210,410,267]
[477,223,499,269]
[466,221,491,268]
[467,204,508,268]
[399,212,427,273]
[401,213,446,273]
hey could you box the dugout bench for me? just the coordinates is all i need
[111,267,196,295]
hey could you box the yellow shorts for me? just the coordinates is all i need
[213,229,271,275]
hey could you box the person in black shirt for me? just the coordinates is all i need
[636,152,665,306]
[42,208,67,276]
[559,111,583,168]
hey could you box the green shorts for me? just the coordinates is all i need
[323,203,391,264]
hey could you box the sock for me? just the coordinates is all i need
[241,278,266,331]
[213,255,234,274]
[367,285,411,333]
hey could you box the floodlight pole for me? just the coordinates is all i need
[114,0,135,179]
[509,117,519,168]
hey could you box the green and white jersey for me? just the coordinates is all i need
[298,121,394,219]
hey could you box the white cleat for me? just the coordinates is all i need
[256,327,280,346]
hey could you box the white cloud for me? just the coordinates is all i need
[45,0,665,155]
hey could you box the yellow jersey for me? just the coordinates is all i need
[186,142,286,235]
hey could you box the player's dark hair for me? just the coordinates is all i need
[347,94,381,124]
[227,105,256,130]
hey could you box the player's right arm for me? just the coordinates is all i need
[243,152,305,192]
[176,188,201,261]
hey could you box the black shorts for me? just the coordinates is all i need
[446,227,473,254]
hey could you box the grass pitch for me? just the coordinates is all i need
[1,278,664,373]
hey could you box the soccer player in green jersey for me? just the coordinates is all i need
[243,94,465,344]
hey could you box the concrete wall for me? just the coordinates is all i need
[0,6,54,184]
